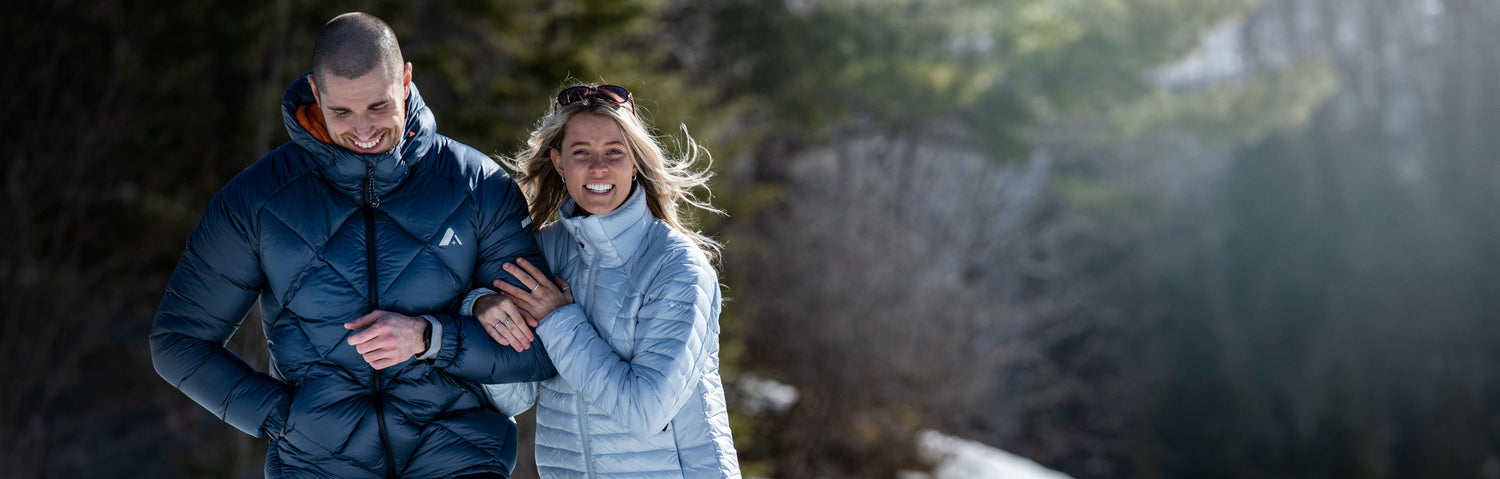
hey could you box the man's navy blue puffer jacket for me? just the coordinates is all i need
[149,72,556,478]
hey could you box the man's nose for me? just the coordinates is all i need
[355,115,375,136]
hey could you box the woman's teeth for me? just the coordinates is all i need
[585,183,613,193]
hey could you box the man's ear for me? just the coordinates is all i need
[402,62,413,99]
[308,75,320,104]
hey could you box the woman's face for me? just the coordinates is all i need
[551,112,637,216]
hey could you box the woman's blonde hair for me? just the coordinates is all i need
[501,85,723,263]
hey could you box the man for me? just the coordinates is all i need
[149,13,553,478]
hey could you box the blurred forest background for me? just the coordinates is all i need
[5,0,1500,477]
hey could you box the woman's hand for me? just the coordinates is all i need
[493,257,574,323]
[473,293,537,352]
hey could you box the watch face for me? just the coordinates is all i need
[421,322,433,353]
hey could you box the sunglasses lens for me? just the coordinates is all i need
[555,86,591,106]
[597,85,631,103]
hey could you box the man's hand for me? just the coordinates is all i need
[345,310,428,370]
[474,293,537,352]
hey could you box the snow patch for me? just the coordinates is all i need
[903,430,1073,479]
[734,374,800,415]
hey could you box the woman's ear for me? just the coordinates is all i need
[550,149,563,178]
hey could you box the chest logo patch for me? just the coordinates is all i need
[438,227,463,247]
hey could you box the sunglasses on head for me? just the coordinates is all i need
[554,84,633,110]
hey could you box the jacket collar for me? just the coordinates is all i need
[558,184,651,268]
[280,71,437,199]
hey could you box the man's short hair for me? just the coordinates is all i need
[311,13,403,82]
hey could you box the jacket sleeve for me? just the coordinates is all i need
[473,168,549,291]
[483,382,540,418]
[148,189,291,438]
[426,169,556,382]
[427,312,557,382]
[466,287,541,416]
[535,248,720,435]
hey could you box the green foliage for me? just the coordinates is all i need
[1052,174,1160,217]
[384,0,669,156]
[696,0,1267,164]
[1115,58,1340,146]
[700,1,1028,157]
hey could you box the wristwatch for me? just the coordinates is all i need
[419,321,432,356]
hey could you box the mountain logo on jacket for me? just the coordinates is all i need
[438,227,463,247]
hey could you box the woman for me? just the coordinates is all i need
[461,84,740,477]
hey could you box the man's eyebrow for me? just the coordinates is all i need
[324,99,389,112]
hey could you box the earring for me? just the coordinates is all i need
[632,173,637,182]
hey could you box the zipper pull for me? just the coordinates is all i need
[364,163,381,208]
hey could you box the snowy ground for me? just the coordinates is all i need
[733,374,800,416]
[736,375,1071,479]
[903,430,1073,479]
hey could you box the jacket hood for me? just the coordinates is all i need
[558,183,651,268]
[280,71,437,198]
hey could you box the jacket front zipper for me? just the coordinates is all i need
[577,253,598,477]
[364,163,397,478]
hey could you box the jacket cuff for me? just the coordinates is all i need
[258,394,292,439]
[416,315,443,361]
[535,304,586,359]
[429,313,462,368]
[460,288,498,316]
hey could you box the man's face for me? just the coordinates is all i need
[310,63,412,155]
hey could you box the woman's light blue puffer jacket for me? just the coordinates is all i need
[474,186,740,478]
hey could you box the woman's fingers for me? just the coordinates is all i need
[477,295,534,351]
[493,278,540,311]
[477,306,512,346]
[494,260,575,323]
[503,261,542,292]
[515,258,552,291]
[483,322,506,347]
[553,277,573,303]
[496,299,532,351]
[499,298,535,346]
